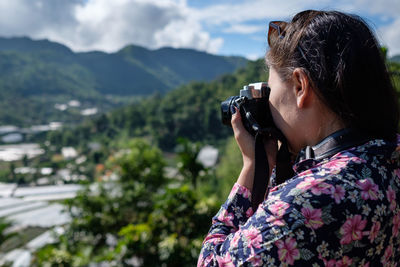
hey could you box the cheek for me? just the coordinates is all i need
[269,88,296,130]
[269,88,288,118]
[269,90,285,128]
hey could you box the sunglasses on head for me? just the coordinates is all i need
[267,21,308,63]
[267,21,287,46]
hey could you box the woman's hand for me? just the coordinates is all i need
[231,108,256,166]
[231,108,278,190]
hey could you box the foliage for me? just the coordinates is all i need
[215,137,243,199]
[0,37,246,126]
[116,184,215,266]
[175,138,204,188]
[27,47,400,266]
[48,59,267,150]
[49,51,400,153]
[33,138,219,266]
[0,218,17,248]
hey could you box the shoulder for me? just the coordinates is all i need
[231,137,400,265]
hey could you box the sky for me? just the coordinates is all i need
[0,0,399,59]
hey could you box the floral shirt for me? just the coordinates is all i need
[198,136,400,266]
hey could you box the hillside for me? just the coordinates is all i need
[48,58,400,151]
[47,59,268,150]
[0,37,247,126]
[391,55,400,63]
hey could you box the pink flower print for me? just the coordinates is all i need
[322,258,336,267]
[269,186,279,193]
[336,256,353,267]
[237,184,251,199]
[356,178,379,200]
[351,156,366,164]
[339,215,367,245]
[216,209,235,228]
[310,182,332,196]
[243,227,262,249]
[198,253,213,266]
[297,177,318,190]
[381,245,393,266]
[204,233,226,245]
[394,168,400,179]
[301,207,324,229]
[330,185,346,204]
[298,169,313,176]
[245,207,254,217]
[266,200,289,226]
[368,221,381,243]
[229,183,241,199]
[296,177,332,195]
[216,252,235,267]
[393,213,400,237]
[275,237,300,265]
[322,157,350,171]
[230,232,240,247]
[386,186,397,211]
[246,253,262,266]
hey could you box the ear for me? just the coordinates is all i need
[292,68,312,108]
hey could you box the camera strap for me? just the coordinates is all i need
[251,128,294,211]
[242,103,294,210]
[252,132,269,211]
[251,128,369,211]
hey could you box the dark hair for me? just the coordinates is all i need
[266,10,399,141]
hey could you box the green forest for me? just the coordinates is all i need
[31,59,269,266]
[46,59,268,150]
[1,47,400,266]
[31,54,400,265]
[0,37,246,127]
[0,57,266,266]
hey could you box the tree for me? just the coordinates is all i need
[175,138,204,188]
[34,138,218,266]
[215,137,243,198]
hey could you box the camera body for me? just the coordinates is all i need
[221,82,275,136]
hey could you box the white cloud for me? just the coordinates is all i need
[351,0,400,56]
[189,0,400,56]
[154,19,224,53]
[223,24,264,34]
[0,0,80,37]
[189,0,332,26]
[379,18,400,56]
[352,0,400,17]
[245,53,262,60]
[0,0,223,53]
[0,0,399,56]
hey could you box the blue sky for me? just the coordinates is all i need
[0,0,399,59]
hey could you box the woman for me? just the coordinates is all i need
[198,10,400,266]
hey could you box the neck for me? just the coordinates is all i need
[313,117,345,146]
[292,111,345,154]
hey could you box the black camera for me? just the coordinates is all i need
[221,82,275,136]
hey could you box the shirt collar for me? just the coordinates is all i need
[293,128,369,173]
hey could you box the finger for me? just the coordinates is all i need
[231,108,244,131]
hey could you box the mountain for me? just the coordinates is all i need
[48,56,400,151]
[47,59,268,150]
[0,37,247,96]
[0,37,247,126]
[391,55,400,63]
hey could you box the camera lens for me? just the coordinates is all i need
[220,96,239,126]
